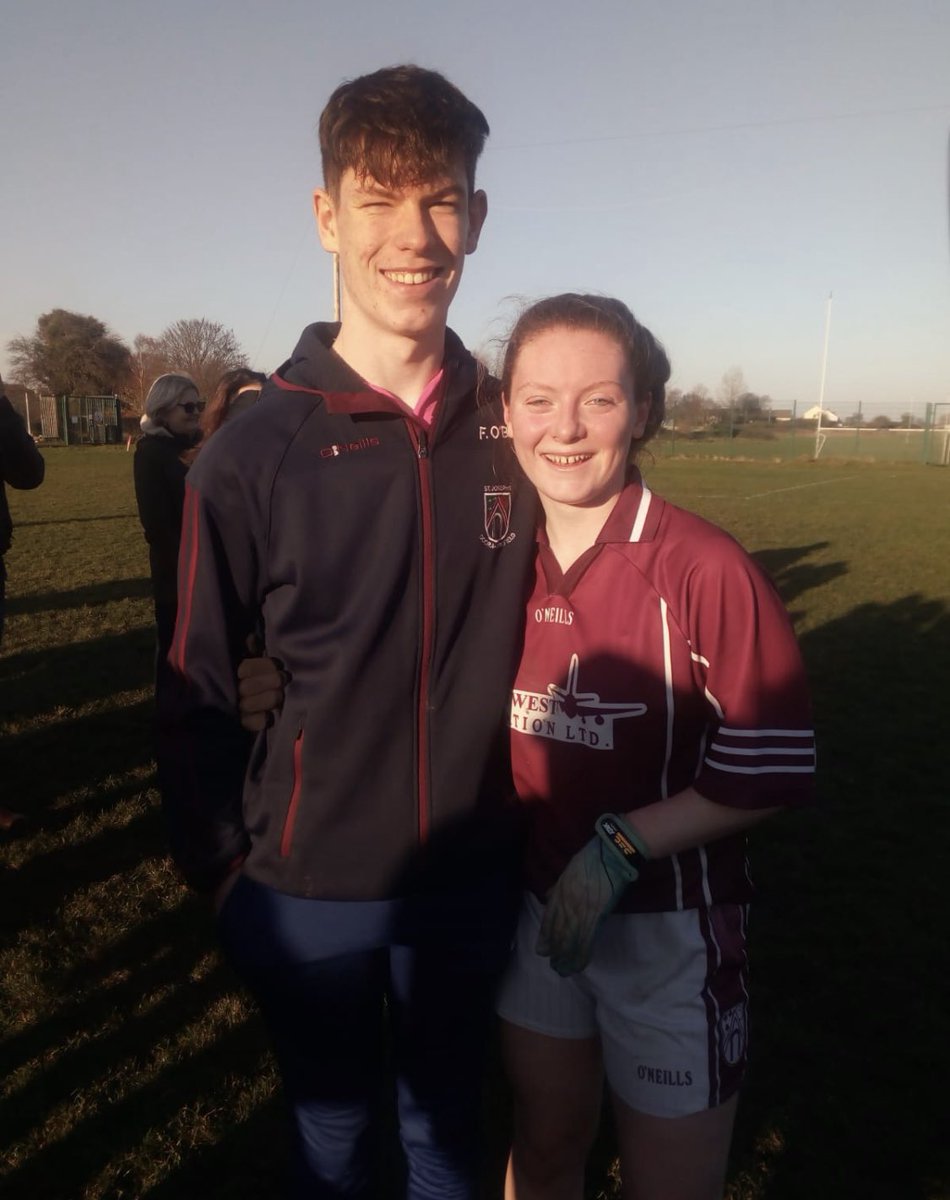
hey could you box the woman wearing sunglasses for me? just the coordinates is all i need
[133,373,202,673]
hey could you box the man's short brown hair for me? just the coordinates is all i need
[319,65,489,197]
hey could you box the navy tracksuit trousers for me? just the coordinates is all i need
[217,874,517,1199]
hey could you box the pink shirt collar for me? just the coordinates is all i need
[369,368,445,428]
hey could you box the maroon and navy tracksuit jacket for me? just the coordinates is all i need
[159,324,535,898]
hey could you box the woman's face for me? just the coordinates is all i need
[162,387,201,438]
[503,326,648,514]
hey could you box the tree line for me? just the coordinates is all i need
[6,309,249,414]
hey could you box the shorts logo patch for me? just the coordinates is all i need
[481,485,516,547]
[718,1002,747,1066]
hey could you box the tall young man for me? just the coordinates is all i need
[159,67,534,1199]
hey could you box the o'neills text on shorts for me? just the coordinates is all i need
[637,1066,694,1087]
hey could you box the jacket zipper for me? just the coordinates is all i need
[280,727,305,857]
[408,422,435,843]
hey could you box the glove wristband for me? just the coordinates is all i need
[594,813,650,883]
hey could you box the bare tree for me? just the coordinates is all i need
[157,318,247,401]
[123,334,170,416]
[7,309,131,397]
[718,366,746,411]
[717,367,747,434]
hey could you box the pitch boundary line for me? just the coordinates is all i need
[697,476,857,501]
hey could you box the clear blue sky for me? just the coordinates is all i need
[2,0,948,417]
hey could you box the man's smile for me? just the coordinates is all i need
[381,268,443,285]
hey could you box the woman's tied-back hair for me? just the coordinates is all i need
[319,65,490,197]
[201,368,268,441]
[501,294,672,456]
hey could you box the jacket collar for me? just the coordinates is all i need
[271,323,477,420]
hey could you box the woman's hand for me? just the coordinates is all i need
[536,832,638,976]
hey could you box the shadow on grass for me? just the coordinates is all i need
[5,577,153,616]
[0,695,155,812]
[2,549,948,1198]
[0,879,285,1199]
[15,513,139,528]
[751,542,849,613]
[727,592,950,1200]
[0,628,155,723]
[0,790,164,939]
[0,1004,281,1200]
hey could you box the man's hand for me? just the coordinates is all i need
[237,634,287,732]
[536,817,645,976]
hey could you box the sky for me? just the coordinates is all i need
[2,0,948,418]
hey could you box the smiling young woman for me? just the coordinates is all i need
[496,293,815,1200]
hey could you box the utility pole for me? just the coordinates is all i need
[814,292,832,460]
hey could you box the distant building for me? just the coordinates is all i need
[802,405,840,425]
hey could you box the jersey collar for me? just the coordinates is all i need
[596,469,663,545]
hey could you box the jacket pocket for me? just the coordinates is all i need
[279,726,305,858]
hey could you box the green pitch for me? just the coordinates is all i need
[1,448,948,1198]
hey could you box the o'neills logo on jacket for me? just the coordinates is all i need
[480,485,516,547]
[319,436,381,458]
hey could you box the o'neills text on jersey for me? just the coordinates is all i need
[534,604,574,625]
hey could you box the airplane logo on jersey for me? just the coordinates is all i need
[510,654,646,750]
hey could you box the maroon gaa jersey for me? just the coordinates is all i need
[510,473,816,913]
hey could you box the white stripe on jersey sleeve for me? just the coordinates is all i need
[710,743,816,757]
[706,762,816,775]
[718,726,815,738]
[705,720,816,776]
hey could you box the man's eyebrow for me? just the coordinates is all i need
[428,183,466,199]
[352,180,467,201]
[353,180,395,198]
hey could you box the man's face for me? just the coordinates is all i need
[313,161,487,345]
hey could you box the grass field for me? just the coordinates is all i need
[2,447,948,1199]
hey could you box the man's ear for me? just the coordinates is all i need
[466,189,488,255]
[313,188,338,253]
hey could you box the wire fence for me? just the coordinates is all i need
[658,400,950,464]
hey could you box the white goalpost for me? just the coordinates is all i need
[926,402,950,465]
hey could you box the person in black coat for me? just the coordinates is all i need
[0,371,45,830]
[133,374,201,670]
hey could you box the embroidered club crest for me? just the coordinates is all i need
[718,1002,748,1066]
[481,485,515,547]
